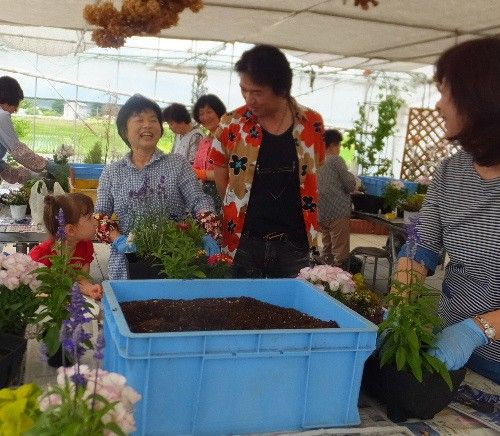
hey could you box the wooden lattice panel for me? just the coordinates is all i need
[400,108,460,180]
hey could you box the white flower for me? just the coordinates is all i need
[390,180,405,190]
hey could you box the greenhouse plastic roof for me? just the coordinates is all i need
[0,0,499,72]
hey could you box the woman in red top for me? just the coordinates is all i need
[30,192,103,300]
[192,94,227,214]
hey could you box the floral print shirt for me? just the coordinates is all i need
[209,99,325,257]
[96,149,214,279]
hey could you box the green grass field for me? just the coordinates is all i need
[13,115,175,162]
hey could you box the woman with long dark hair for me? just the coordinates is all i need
[396,37,500,383]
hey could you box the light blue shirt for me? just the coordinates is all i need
[95,149,214,279]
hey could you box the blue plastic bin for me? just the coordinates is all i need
[358,176,391,196]
[69,163,105,180]
[103,279,377,435]
[359,176,418,196]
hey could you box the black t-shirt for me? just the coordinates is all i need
[243,126,307,244]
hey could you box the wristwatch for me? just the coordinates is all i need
[474,316,496,344]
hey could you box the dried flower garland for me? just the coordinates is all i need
[84,0,204,48]
[349,0,380,10]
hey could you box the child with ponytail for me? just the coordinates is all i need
[30,192,103,300]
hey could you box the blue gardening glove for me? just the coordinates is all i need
[45,159,64,178]
[428,318,488,370]
[112,234,137,254]
[203,234,220,256]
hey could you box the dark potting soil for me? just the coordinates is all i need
[121,296,339,333]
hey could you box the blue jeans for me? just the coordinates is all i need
[232,234,310,278]
[467,353,500,385]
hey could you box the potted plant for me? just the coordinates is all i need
[0,285,141,435]
[297,265,384,325]
[401,193,425,223]
[33,209,90,365]
[126,214,232,279]
[3,186,31,220]
[362,270,466,422]
[0,253,43,387]
[382,180,408,214]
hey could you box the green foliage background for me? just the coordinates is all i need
[12,115,175,162]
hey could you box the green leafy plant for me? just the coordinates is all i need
[32,209,90,356]
[402,193,425,212]
[344,90,404,176]
[382,180,408,211]
[378,271,453,389]
[131,214,231,279]
[84,141,103,164]
[2,185,31,206]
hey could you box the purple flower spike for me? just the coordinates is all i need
[94,333,105,361]
[56,208,67,241]
[71,372,87,387]
[61,283,92,360]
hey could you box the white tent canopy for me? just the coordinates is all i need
[0,0,499,72]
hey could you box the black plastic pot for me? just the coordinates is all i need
[0,333,27,388]
[47,345,75,368]
[125,253,167,280]
[362,354,466,422]
[351,194,391,214]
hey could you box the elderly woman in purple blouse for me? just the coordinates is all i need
[95,94,219,279]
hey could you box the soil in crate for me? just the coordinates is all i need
[121,296,339,333]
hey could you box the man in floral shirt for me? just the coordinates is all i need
[210,44,325,278]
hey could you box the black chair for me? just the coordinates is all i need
[349,246,393,291]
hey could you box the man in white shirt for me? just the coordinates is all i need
[162,103,203,165]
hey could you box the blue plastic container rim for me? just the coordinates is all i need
[70,163,105,180]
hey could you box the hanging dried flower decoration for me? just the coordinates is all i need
[84,0,204,48]
[353,0,379,10]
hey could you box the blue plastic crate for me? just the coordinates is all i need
[359,176,418,196]
[103,279,377,435]
[358,176,391,196]
[69,163,105,180]
[402,180,418,194]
